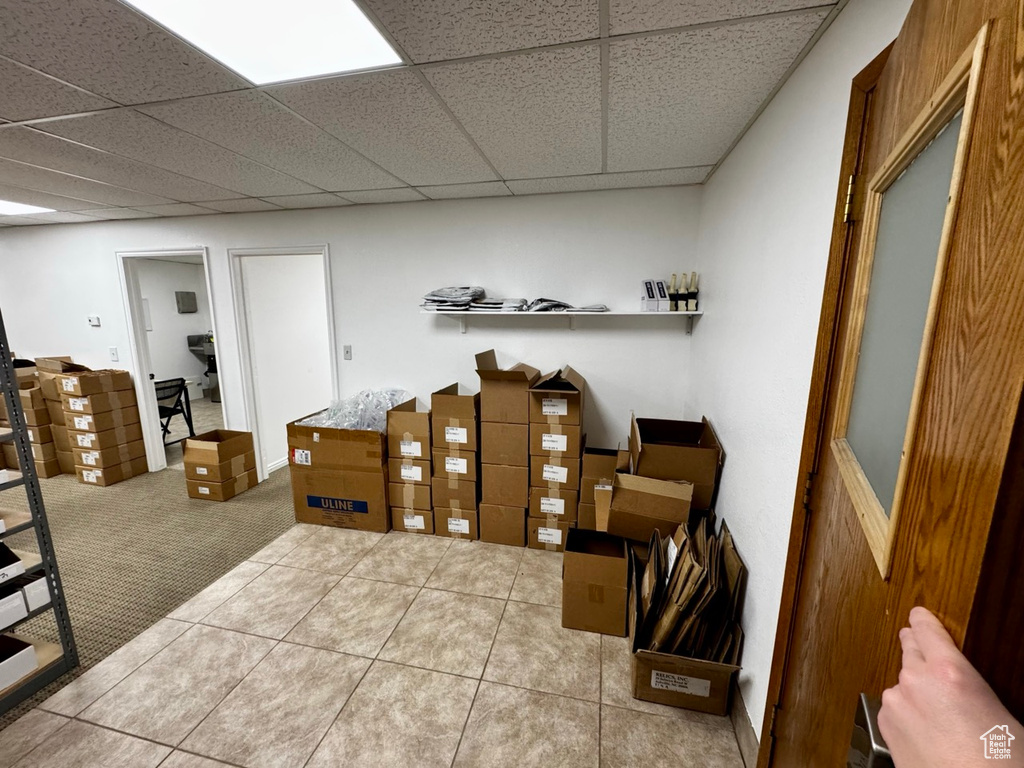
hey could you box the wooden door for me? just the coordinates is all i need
[760,1,1024,765]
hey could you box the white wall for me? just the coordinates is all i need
[135,258,212,383]
[0,186,701,451]
[690,0,914,737]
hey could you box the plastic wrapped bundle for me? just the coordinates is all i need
[297,389,410,433]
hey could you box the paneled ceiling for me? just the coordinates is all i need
[0,0,841,227]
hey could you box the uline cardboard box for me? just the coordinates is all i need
[61,390,137,416]
[527,517,573,552]
[68,422,144,451]
[432,449,478,482]
[74,440,146,469]
[529,423,583,459]
[388,482,431,511]
[530,456,581,491]
[387,398,431,460]
[607,474,692,542]
[529,487,579,523]
[630,416,724,510]
[431,384,479,451]
[561,529,629,636]
[391,508,434,534]
[431,477,477,512]
[388,458,430,485]
[56,369,132,397]
[480,422,529,466]
[435,508,478,540]
[529,367,587,426]
[482,464,529,507]
[475,349,540,424]
[187,469,259,501]
[76,456,148,487]
[183,430,255,482]
[66,406,141,433]
[479,504,526,547]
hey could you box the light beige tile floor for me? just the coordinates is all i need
[1,526,745,767]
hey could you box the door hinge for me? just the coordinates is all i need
[843,174,856,223]
[802,471,815,510]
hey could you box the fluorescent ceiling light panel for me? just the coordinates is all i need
[0,200,54,216]
[122,0,402,84]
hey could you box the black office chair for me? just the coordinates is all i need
[154,378,195,445]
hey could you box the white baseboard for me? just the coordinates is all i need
[266,458,289,473]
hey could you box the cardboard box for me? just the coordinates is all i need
[290,466,389,532]
[479,504,526,547]
[0,445,16,470]
[26,442,57,463]
[51,425,70,453]
[35,359,86,402]
[68,422,144,451]
[475,349,540,424]
[185,430,255,467]
[12,361,36,390]
[529,367,587,426]
[56,450,75,475]
[578,503,597,531]
[388,482,431,511]
[529,423,583,459]
[25,425,52,445]
[185,450,256,483]
[431,383,479,422]
[66,406,140,433]
[607,474,692,542]
[387,458,430,486]
[61,390,137,415]
[287,416,385,472]
[35,458,61,478]
[431,477,477,512]
[390,508,434,534]
[430,417,478,452]
[581,476,617,507]
[386,398,431,460]
[187,468,259,501]
[56,369,133,397]
[434,508,478,540]
[16,388,45,412]
[630,416,724,510]
[432,448,478,482]
[529,487,579,523]
[76,456,148,487]
[9,574,49,611]
[480,422,529,466]
[527,517,573,552]
[530,456,581,491]
[595,487,612,532]
[22,407,49,428]
[45,400,65,426]
[74,440,147,469]
[481,464,529,508]
[582,447,626,482]
[0,591,28,631]
[561,529,629,636]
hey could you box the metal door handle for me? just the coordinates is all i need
[848,693,894,768]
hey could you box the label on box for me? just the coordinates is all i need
[541,433,568,452]
[62,377,78,392]
[293,449,312,466]
[313,432,320,443]
[447,517,470,534]
[445,456,468,474]
[542,464,569,484]
[400,440,421,457]
[665,538,678,585]
[542,398,569,416]
[76,433,95,447]
[199,486,211,495]
[82,469,100,484]
[540,497,565,515]
[68,397,87,411]
[27,430,37,443]
[196,466,209,475]
[73,415,91,430]
[445,427,468,444]
[595,484,613,492]
[404,514,425,530]
[651,670,711,697]
[537,526,562,545]
[82,451,99,466]
[400,464,422,482]
[305,495,369,514]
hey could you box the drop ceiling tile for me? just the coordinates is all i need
[425,46,601,178]
[0,0,247,103]
[609,0,834,36]
[0,181,95,211]
[139,91,400,192]
[266,70,496,186]
[0,128,240,202]
[197,198,284,213]
[418,181,511,199]
[340,188,426,204]
[607,10,829,171]
[259,193,353,209]
[24,210,103,223]
[0,157,174,207]
[134,203,219,217]
[76,208,159,220]
[506,167,710,194]
[0,57,115,121]
[0,216,46,226]
[362,0,599,63]
[38,109,319,197]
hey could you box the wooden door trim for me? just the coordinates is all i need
[755,43,893,768]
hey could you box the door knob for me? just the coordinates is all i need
[848,693,894,768]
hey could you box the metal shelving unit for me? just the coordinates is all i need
[423,309,704,334]
[0,308,77,713]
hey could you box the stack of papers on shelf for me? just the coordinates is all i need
[422,286,485,311]
[469,298,527,312]
[525,298,610,312]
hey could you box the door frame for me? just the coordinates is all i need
[228,244,338,479]
[116,247,221,473]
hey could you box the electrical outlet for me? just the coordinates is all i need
[343,345,352,361]
[108,347,119,362]
[87,315,101,327]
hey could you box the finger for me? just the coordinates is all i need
[899,626,925,665]
[908,607,956,661]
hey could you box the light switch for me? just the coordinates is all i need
[343,345,352,361]
[108,347,119,362]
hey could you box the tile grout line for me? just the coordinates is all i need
[297,653,376,768]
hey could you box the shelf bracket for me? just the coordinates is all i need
[569,316,577,331]
[459,317,467,334]
[687,316,694,335]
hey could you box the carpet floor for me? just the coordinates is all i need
[0,466,294,728]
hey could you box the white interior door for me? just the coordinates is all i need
[239,253,333,473]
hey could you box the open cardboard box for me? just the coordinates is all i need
[630,415,724,510]
[386,398,431,460]
[476,350,540,424]
[529,367,587,426]
[561,529,629,636]
[607,473,692,542]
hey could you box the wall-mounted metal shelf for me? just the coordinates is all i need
[422,310,704,334]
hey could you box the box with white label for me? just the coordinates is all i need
[73,439,146,470]
[434,508,478,540]
[76,456,148,487]
[68,422,144,451]
[529,456,581,491]
[529,424,582,459]
[386,398,431,460]
[527,517,573,552]
[387,458,430,486]
[187,469,259,502]
[286,415,385,473]
[529,367,587,426]
[59,389,137,416]
[56,369,132,397]
[0,592,28,631]
[475,349,540,424]
[432,449,478,482]
[390,508,434,535]
[528,488,579,523]
[430,418,478,452]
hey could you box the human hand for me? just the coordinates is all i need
[878,606,1023,768]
